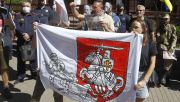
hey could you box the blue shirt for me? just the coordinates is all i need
[112,12,120,32]
[14,12,39,45]
[33,6,53,24]
[117,13,130,33]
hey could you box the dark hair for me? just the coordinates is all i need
[116,3,124,9]
[93,0,103,9]
[131,18,149,46]
[94,0,103,3]
[94,0,103,5]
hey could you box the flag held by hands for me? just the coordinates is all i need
[55,0,70,26]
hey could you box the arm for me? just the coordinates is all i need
[100,15,115,32]
[135,56,156,90]
[32,22,38,49]
[4,13,15,30]
[143,56,156,82]
[169,25,177,53]
[14,13,24,37]
[114,16,120,32]
[69,2,85,20]
[4,12,16,41]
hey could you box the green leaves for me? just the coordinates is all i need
[176,26,180,38]
[6,0,26,4]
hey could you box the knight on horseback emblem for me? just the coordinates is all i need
[80,45,125,99]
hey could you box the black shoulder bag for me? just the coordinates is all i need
[20,41,36,61]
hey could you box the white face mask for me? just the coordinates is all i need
[22,7,31,14]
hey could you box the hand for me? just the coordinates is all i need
[134,80,147,90]
[69,2,76,8]
[130,31,138,36]
[99,20,108,29]
[33,22,38,31]
[23,33,30,41]
[168,48,174,54]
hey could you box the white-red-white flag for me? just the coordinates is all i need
[36,24,143,102]
[55,0,70,26]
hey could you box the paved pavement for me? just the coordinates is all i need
[0,57,180,102]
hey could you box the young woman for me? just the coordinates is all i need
[130,19,157,102]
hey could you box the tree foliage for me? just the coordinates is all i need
[174,0,180,6]
[5,0,26,4]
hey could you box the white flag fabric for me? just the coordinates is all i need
[54,0,70,26]
[74,0,81,5]
[36,24,143,102]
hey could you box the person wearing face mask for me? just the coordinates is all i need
[104,2,120,32]
[156,13,177,86]
[70,0,114,32]
[14,1,39,83]
[33,0,53,24]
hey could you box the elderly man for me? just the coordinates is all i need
[156,13,177,85]
[136,5,155,41]
[104,2,120,32]
[70,0,114,32]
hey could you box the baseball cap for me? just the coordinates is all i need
[162,13,170,19]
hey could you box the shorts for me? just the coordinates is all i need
[136,71,149,99]
[0,44,8,70]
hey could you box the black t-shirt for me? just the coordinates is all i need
[139,41,158,71]
[144,17,154,33]
[129,17,154,34]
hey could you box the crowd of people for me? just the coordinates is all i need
[0,0,177,102]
